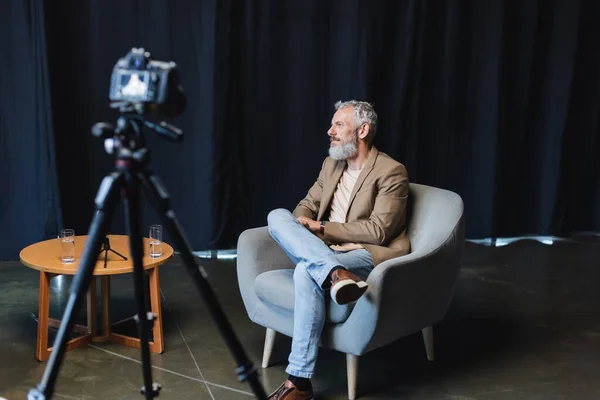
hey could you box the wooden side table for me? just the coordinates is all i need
[19,234,174,361]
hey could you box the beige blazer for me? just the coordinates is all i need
[293,147,411,266]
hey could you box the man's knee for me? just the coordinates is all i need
[293,262,310,282]
[267,208,293,230]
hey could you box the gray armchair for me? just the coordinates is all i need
[236,183,465,399]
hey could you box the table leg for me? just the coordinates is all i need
[148,267,164,353]
[102,276,111,336]
[92,276,111,342]
[87,277,97,336]
[36,271,51,361]
[37,273,95,361]
[109,267,164,353]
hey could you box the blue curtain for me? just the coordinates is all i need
[0,0,62,259]
[1,0,599,259]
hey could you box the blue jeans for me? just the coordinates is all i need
[267,208,374,378]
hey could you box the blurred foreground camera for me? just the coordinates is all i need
[109,47,186,118]
[30,46,267,400]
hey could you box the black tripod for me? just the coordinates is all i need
[28,111,267,400]
[99,237,128,268]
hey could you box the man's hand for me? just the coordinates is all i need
[297,216,321,234]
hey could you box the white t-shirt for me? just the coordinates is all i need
[326,166,364,251]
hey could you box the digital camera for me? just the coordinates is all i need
[109,48,185,117]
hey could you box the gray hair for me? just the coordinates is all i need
[334,100,378,144]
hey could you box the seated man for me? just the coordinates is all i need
[266,100,411,400]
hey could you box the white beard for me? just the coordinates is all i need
[328,139,358,160]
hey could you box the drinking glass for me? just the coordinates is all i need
[149,225,163,258]
[60,229,75,264]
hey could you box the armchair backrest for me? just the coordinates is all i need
[405,183,465,255]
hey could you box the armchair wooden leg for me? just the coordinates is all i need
[346,353,358,400]
[262,328,276,368]
[422,325,434,361]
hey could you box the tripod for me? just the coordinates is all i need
[28,111,267,400]
[99,237,128,268]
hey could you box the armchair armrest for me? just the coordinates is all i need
[374,220,464,337]
[236,227,295,318]
[326,214,465,355]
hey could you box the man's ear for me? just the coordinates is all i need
[358,124,370,140]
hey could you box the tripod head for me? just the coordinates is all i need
[91,112,183,167]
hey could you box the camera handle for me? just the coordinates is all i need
[28,114,267,400]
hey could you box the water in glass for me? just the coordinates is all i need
[61,237,75,263]
[150,240,163,258]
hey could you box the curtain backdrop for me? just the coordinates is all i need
[0,0,598,259]
[212,0,600,247]
[0,0,63,259]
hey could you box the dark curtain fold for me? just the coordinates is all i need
[0,0,599,259]
[0,0,62,259]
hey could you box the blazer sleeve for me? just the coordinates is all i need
[323,163,408,245]
[292,159,327,219]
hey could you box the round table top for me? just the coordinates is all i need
[19,234,174,275]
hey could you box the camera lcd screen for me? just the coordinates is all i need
[118,70,150,99]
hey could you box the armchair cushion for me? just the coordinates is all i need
[255,269,355,324]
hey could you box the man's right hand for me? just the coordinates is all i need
[297,217,326,241]
[297,216,320,232]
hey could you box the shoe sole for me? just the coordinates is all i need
[331,279,368,305]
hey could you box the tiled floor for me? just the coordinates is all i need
[1,237,599,399]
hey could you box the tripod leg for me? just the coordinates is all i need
[28,172,123,400]
[139,172,267,400]
[108,248,128,260]
[123,173,160,400]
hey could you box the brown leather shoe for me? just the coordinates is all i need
[330,268,368,305]
[268,380,314,400]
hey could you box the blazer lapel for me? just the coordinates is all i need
[318,161,345,220]
[346,147,379,215]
